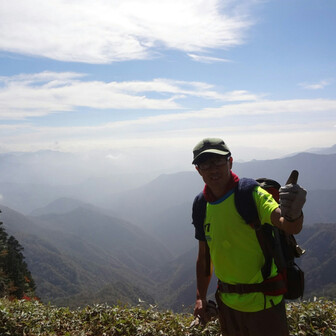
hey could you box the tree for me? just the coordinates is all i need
[0,210,36,299]
[0,214,8,297]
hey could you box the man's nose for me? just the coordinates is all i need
[207,162,220,171]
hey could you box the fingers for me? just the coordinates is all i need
[280,184,307,221]
[279,184,301,201]
[194,299,206,318]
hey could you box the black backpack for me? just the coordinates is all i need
[193,177,305,300]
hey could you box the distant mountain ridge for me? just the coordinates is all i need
[304,144,336,155]
[234,152,336,190]
[29,197,116,217]
[30,197,113,216]
[0,148,335,214]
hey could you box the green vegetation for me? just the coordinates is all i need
[0,298,335,336]
[0,216,36,300]
[286,299,336,336]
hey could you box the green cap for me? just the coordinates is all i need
[192,138,231,164]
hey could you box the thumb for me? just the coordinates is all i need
[286,170,299,185]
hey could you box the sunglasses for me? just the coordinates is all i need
[197,156,230,170]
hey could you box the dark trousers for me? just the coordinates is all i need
[215,291,289,336]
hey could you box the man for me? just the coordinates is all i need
[191,138,306,336]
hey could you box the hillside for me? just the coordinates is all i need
[297,223,336,298]
[34,207,171,274]
[100,171,203,229]
[1,205,169,306]
[151,246,218,311]
[302,190,336,225]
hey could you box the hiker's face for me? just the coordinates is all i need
[196,155,233,190]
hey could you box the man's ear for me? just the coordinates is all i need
[228,156,233,169]
[195,166,202,176]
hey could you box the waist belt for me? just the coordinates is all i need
[218,273,287,296]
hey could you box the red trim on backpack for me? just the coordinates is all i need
[262,272,287,296]
[265,187,280,203]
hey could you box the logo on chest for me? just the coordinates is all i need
[204,222,212,241]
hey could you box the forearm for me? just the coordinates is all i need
[194,256,212,320]
[194,241,213,319]
[196,257,212,300]
[271,208,303,234]
[280,212,303,234]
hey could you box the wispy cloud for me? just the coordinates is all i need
[299,79,332,90]
[0,72,181,119]
[188,53,231,63]
[117,79,262,101]
[0,72,262,120]
[0,0,253,64]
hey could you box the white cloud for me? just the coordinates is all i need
[198,99,336,117]
[299,79,332,90]
[0,0,252,63]
[116,79,261,101]
[0,72,263,120]
[0,71,85,84]
[0,73,182,119]
[188,53,231,63]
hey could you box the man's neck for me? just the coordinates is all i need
[210,182,230,200]
[203,172,239,202]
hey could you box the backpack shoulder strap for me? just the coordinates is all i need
[192,192,208,241]
[234,178,259,225]
[192,192,211,276]
[192,191,207,226]
[234,178,275,280]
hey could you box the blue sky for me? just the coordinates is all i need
[0,0,335,173]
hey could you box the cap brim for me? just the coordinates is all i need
[192,149,230,164]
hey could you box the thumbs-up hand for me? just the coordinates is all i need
[279,170,307,221]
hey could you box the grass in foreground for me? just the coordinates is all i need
[0,298,335,336]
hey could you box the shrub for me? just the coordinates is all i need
[0,298,335,336]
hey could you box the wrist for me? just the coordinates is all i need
[285,211,303,222]
[196,296,207,302]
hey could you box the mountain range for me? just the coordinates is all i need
[1,146,336,310]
